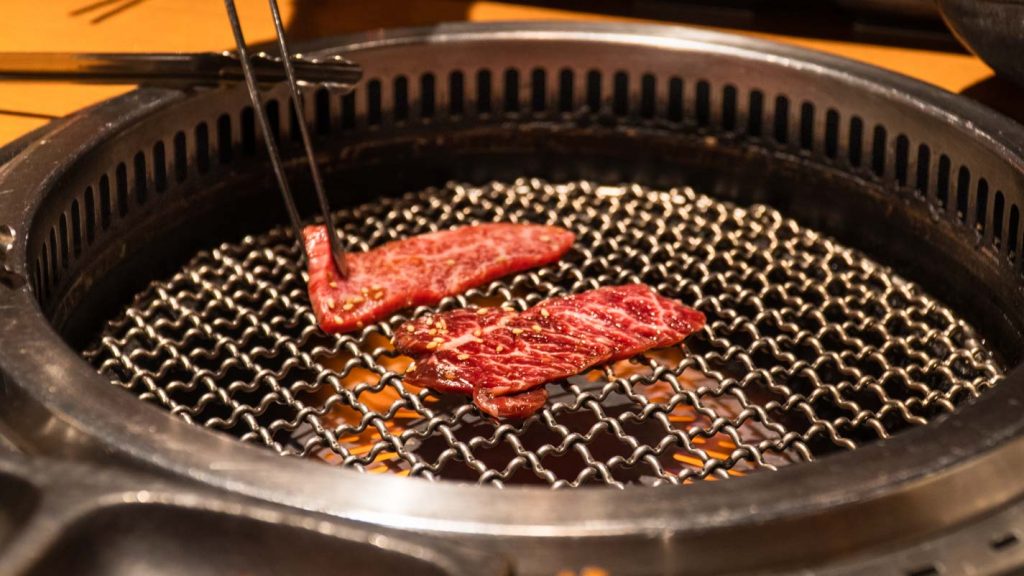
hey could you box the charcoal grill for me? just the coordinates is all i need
[1,22,1024,575]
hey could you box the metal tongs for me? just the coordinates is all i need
[0,1,356,277]
[223,0,351,277]
[0,51,360,90]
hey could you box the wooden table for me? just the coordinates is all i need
[0,0,1008,147]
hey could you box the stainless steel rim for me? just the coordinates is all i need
[1,21,1024,570]
[0,452,508,576]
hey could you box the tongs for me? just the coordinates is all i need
[0,51,360,91]
[0,0,356,278]
[223,0,351,277]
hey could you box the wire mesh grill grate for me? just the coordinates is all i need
[84,179,1003,488]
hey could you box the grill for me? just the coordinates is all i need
[85,179,1000,487]
[2,21,1024,575]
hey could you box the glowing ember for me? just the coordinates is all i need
[306,321,803,482]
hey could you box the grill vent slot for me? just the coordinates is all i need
[613,71,628,117]
[449,71,465,116]
[84,186,95,244]
[558,69,573,113]
[366,79,381,124]
[871,125,887,177]
[420,73,436,118]
[956,166,971,223]
[916,144,931,197]
[195,122,210,174]
[341,92,356,129]
[848,116,863,167]
[696,80,711,127]
[115,163,128,217]
[47,228,57,282]
[217,114,232,165]
[824,109,839,159]
[34,258,43,299]
[667,77,684,123]
[504,68,520,114]
[895,135,910,187]
[636,73,653,119]
[799,102,814,151]
[241,107,256,154]
[976,180,991,236]
[722,85,737,131]
[772,95,789,144]
[287,97,301,141]
[746,89,762,136]
[133,151,148,206]
[173,131,187,183]
[1009,205,1020,263]
[265,100,281,143]
[937,154,951,210]
[315,87,331,133]
[153,141,167,193]
[531,68,546,113]
[477,70,492,115]
[994,191,1006,245]
[586,69,600,112]
[394,75,410,121]
[70,199,82,258]
[58,214,69,270]
[41,251,50,297]
[99,175,112,230]
[40,251,48,299]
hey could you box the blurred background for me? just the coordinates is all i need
[0,0,1019,146]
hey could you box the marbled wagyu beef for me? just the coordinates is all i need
[304,223,575,333]
[394,284,706,418]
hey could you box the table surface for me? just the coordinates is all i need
[0,0,1012,148]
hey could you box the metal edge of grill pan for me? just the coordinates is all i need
[1,21,1024,575]
[0,450,510,576]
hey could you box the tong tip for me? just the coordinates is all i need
[328,232,349,278]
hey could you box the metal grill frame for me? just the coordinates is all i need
[1,22,1024,574]
[0,451,507,576]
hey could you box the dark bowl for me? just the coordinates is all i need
[938,0,1024,88]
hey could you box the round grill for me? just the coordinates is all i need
[85,179,1002,487]
[5,22,1024,573]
